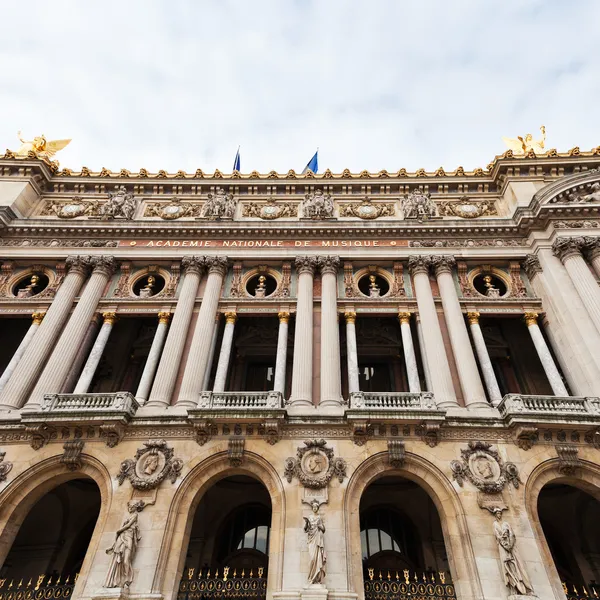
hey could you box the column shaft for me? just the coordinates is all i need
[212,313,236,393]
[0,313,44,394]
[74,313,117,394]
[177,258,228,406]
[0,256,90,410]
[524,313,569,396]
[408,257,457,407]
[398,313,420,393]
[136,313,171,403]
[345,312,360,395]
[467,312,502,406]
[61,315,101,393]
[319,257,342,409]
[26,257,117,409]
[147,257,204,407]
[273,312,289,395]
[202,315,221,391]
[415,314,432,392]
[290,258,316,408]
[433,257,487,408]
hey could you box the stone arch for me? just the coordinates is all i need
[525,456,600,600]
[533,169,600,205]
[344,451,483,600]
[154,450,285,600]
[0,453,112,596]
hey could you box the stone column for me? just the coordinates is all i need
[524,312,569,396]
[289,257,317,409]
[73,312,117,394]
[135,312,171,404]
[584,237,600,279]
[61,314,102,393]
[318,255,343,411]
[415,313,432,391]
[467,312,502,406]
[432,256,487,409]
[0,312,45,394]
[398,312,421,393]
[202,314,221,391]
[146,257,205,407]
[177,257,229,407]
[0,256,92,410]
[25,256,118,410]
[407,256,457,407]
[273,312,290,395]
[345,311,360,395]
[553,237,600,334]
[212,312,237,393]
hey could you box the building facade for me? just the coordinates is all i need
[0,146,599,600]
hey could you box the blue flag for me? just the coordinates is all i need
[233,147,241,172]
[302,150,318,174]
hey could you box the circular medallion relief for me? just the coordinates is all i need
[301,449,330,477]
[135,451,166,479]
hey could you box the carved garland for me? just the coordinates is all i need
[284,439,347,489]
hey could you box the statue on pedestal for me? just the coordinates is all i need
[368,275,380,298]
[255,274,267,298]
[304,499,326,585]
[483,275,501,298]
[17,274,40,298]
[139,275,156,298]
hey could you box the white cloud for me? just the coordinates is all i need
[0,0,598,173]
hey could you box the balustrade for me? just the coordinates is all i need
[40,391,139,416]
[197,391,283,409]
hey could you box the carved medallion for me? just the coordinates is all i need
[144,199,200,220]
[450,441,520,493]
[284,439,346,489]
[117,439,183,490]
[339,198,395,219]
[242,199,298,220]
[439,198,497,218]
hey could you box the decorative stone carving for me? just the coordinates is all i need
[343,262,359,297]
[389,262,406,297]
[439,197,497,218]
[351,420,372,446]
[317,255,340,275]
[284,439,347,489]
[338,197,395,219]
[295,256,318,275]
[117,439,183,490]
[263,419,281,445]
[61,439,84,471]
[272,261,291,298]
[242,199,298,219]
[415,422,440,447]
[193,419,215,446]
[104,500,146,588]
[388,439,405,468]
[552,236,585,262]
[91,255,118,277]
[555,181,600,203]
[99,423,124,448]
[229,261,243,297]
[431,255,456,276]
[144,198,200,219]
[457,261,475,297]
[514,426,538,451]
[112,262,131,298]
[228,437,245,466]
[201,187,237,219]
[301,189,335,219]
[407,255,431,276]
[522,255,542,280]
[99,186,137,220]
[0,451,13,483]
[304,500,326,585]
[450,441,521,493]
[42,197,99,218]
[25,424,56,450]
[508,262,528,298]
[556,444,579,474]
[402,190,438,220]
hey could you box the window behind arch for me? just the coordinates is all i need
[217,504,271,563]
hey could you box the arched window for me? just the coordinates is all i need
[217,504,271,562]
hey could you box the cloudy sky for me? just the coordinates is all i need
[1,1,598,174]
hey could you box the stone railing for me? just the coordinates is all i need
[41,391,139,416]
[499,394,600,425]
[198,391,284,410]
[349,391,437,411]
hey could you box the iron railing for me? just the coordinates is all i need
[178,567,267,600]
[364,569,456,600]
[0,574,77,599]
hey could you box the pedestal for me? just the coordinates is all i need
[301,584,328,600]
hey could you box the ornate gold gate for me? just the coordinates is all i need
[177,567,267,600]
[363,569,457,600]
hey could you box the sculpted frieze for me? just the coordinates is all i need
[242,199,298,219]
[201,187,237,219]
[402,190,438,220]
[301,189,335,219]
[338,198,395,219]
[117,439,183,490]
[144,198,201,220]
[284,439,346,489]
[438,197,497,218]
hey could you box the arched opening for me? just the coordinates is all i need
[0,478,101,593]
[360,476,456,599]
[178,475,271,599]
[538,483,600,598]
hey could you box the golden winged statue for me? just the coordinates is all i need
[13,131,71,159]
[502,125,546,155]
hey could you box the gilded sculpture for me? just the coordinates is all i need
[13,131,71,160]
[502,125,546,156]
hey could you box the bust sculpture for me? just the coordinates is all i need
[368,275,380,298]
[17,274,40,298]
[483,275,501,298]
[255,274,267,298]
[139,275,156,298]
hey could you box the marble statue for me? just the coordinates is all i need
[502,126,546,155]
[100,186,137,220]
[202,187,237,219]
[302,189,334,219]
[304,500,326,585]
[492,509,534,597]
[580,182,600,203]
[402,190,438,220]
[14,131,71,159]
[105,500,144,588]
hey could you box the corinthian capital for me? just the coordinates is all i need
[206,256,229,276]
[295,256,318,275]
[317,255,341,275]
[584,236,600,261]
[91,256,118,277]
[552,237,585,262]
[522,255,542,280]
[65,255,93,276]
[181,256,206,275]
[407,256,431,276]
[431,255,456,276]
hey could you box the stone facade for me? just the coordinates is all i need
[0,149,600,600]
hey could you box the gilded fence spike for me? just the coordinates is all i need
[27,579,32,588]
[17,579,22,588]
[258,567,264,578]
[387,571,391,580]
[439,571,446,584]
[0,579,5,589]
[249,569,253,578]
[403,569,409,584]
[368,568,374,581]
[223,566,229,581]
[35,576,44,591]
[188,568,194,580]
